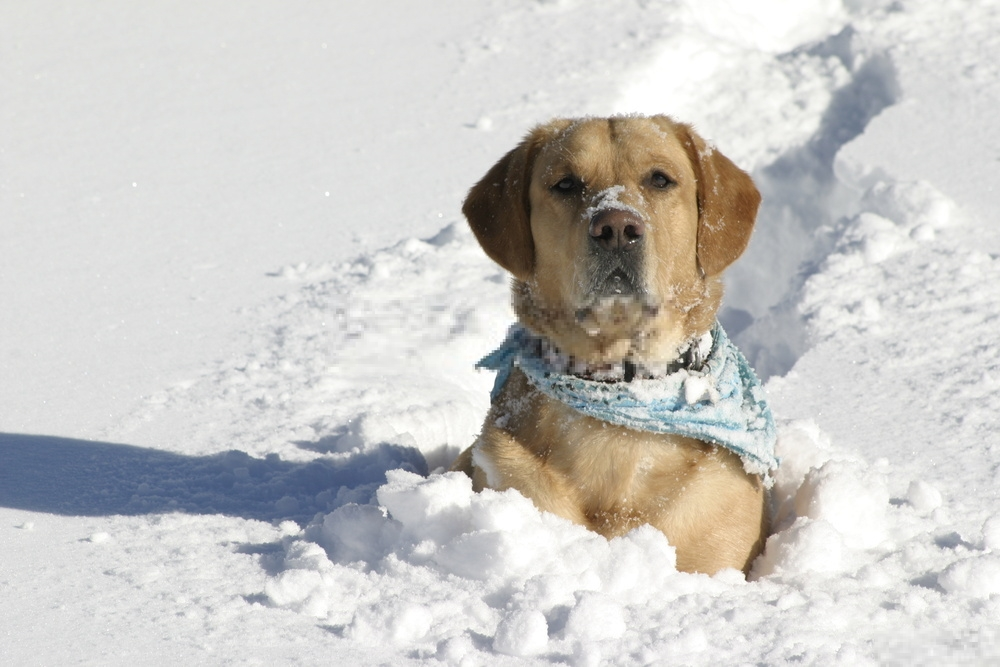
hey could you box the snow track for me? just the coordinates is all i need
[723,32,902,378]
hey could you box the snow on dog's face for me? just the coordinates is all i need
[463,115,760,367]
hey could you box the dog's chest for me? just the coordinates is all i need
[533,394,708,509]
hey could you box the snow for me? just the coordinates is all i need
[3,0,1000,664]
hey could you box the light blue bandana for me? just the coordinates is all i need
[478,322,778,481]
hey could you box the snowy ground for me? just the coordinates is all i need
[3,0,1000,664]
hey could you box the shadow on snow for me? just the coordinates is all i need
[0,432,427,524]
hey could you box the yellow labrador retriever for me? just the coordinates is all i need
[451,115,775,574]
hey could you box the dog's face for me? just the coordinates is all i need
[465,116,760,367]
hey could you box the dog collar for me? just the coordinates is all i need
[477,322,779,482]
[531,329,714,383]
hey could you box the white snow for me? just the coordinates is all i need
[3,0,1000,664]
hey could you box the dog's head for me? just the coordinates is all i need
[464,115,760,367]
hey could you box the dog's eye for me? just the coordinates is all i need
[551,176,581,194]
[649,171,674,189]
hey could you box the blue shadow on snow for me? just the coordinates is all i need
[0,433,427,524]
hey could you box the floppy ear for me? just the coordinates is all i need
[679,124,761,277]
[462,132,544,282]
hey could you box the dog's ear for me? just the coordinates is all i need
[679,124,761,277]
[463,130,548,282]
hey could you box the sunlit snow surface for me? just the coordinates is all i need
[3,0,1000,664]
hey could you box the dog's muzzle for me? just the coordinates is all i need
[586,208,646,296]
[576,208,657,334]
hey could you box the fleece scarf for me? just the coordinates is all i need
[478,322,778,481]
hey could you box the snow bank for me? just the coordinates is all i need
[259,409,999,663]
[265,469,682,657]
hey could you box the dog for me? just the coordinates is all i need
[450,115,775,575]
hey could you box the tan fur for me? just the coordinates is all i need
[452,116,766,574]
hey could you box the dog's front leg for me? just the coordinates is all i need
[463,427,588,527]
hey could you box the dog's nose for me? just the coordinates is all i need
[589,209,645,250]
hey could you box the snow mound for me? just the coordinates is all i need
[753,420,889,577]
[264,469,685,659]
[258,414,989,662]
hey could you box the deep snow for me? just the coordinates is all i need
[3,0,1000,664]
